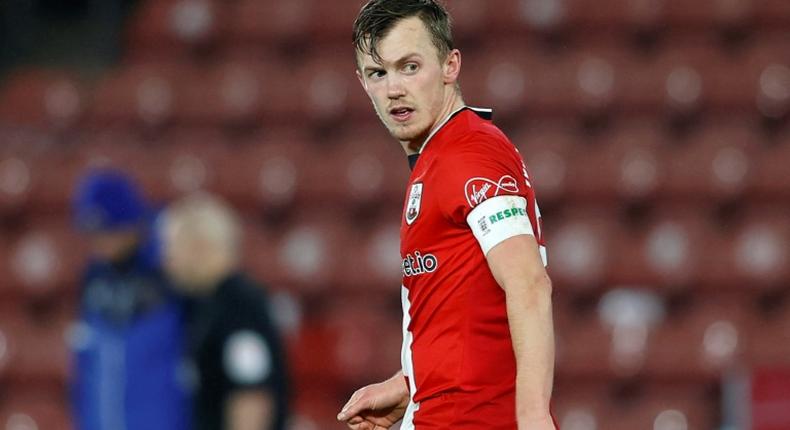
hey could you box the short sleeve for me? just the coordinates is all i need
[436,133,529,223]
[436,133,543,258]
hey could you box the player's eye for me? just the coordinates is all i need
[403,63,419,74]
[368,69,386,79]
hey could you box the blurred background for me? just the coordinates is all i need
[0,0,789,429]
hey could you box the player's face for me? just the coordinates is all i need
[356,16,459,145]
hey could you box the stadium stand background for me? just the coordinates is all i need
[0,0,789,429]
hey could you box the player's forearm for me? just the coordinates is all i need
[504,274,555,422]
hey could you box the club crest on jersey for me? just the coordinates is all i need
[464,175,520,208]
[405,182,423,225]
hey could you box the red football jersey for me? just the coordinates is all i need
[399,107,548,429]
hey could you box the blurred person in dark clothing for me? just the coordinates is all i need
[162,193,289,430]
[70,169,190,430]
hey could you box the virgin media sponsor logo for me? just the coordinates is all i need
[464,175,519,207]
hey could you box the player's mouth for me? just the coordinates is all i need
[389,106,414,123]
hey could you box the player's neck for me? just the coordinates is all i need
[401,92,465,156]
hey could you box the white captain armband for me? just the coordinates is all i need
[466,195,534,256]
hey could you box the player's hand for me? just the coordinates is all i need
[337,373,410,430]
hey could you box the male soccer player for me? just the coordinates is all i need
[337,1,557,429]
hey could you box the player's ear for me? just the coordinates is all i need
[443,49,461,85]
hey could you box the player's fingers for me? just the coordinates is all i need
[338,390,370,421]
[346,416,365,425]
[340,388,367,413]
[348,421,374,430]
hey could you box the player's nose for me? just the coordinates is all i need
[386,75,406,99]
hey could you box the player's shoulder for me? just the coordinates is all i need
[447,109,511,147]
[450,121,517,162]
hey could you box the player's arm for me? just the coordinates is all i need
[486,234,556,430]
[337,370,409,429]
[225,390,274,430]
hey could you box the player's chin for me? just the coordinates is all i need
[388,123,423,142]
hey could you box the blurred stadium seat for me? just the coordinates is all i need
[0,69,85,131]
[124,0,222,62]
[646,294,749,380]
[225,0,313,50]
[511,120,580,206]
[0,307,69,385]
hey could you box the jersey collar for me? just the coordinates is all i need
[417,106,494,154]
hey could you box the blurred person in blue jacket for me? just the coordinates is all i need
[69,169,190,430]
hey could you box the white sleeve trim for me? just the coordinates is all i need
[466,195,534,256]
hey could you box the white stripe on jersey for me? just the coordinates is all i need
[400,285,419,430]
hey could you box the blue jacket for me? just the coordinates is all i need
[70,230,191,430]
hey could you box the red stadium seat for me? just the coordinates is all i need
[749,301,790,367]
[295,53,370,126]
[555,310,614,378]
[646,295,750,380]
[572,120,668,204]
[619,42,720,116]
[5,221,85,300]
[750,36,790,120]
[241,219,289,288]
[467,42,635,120]
[342,216,403,292]
[510,121,581,206]
[0,308,70,384]
[460,40,537,118]
[545,208,620,290]
[0,152,35,217]
[173,61,299,127]
[0,69,85,130]
[486,0,671,36]
[0,235,11,298]
[664,0,754,31]
[0,386,71,430]
[89,63,184,128]
[570,0,668,33]
[486,0,569,34]
[291,299,401,392]
[307,1,365,42]
[725,209,790,289]
[222,129,314,212]
[662,122,759,204]
[752,131,790,201]
[754,0,790,28]
[609,385,717,430]
[290,387,348,430]
[124,0,222,62]
[445,0,491,38]
[552,383,610,430]
[226,0,313,49]
[611,209,721,288]
[320,124,410,208]
[142,128,235,200]
[270,215,354,293]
